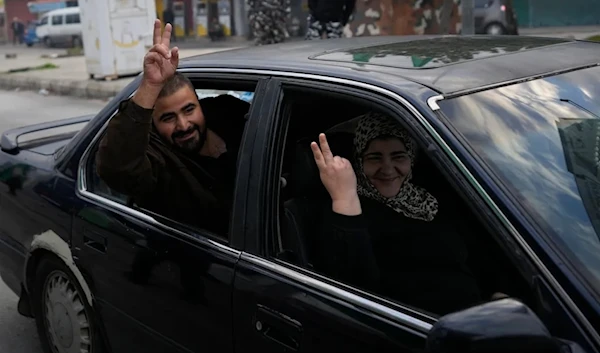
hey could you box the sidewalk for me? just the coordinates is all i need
[0,38,250,100]
[519,25,600,40]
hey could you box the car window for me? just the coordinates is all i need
[475,0,492,8]
[65,14,80,24]
[86,85,256,242]
[195,89,254,103]
[437,65,600,297]
[265,83,528,318]
[87,155,129,204]
[51,15,63,25]
[40,16,48,25]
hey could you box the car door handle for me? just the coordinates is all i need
[83,229,107,253]
[254,305,303,351]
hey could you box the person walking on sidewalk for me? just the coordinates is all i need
[305,0,355,40]
[247,0,291,45]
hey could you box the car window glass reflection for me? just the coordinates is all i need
[438,66,600,291]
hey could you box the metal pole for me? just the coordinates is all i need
[462,0,474,35]
[439,0,454,34]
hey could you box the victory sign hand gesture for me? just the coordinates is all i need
[143,19,179,86]
[311,134,362,215]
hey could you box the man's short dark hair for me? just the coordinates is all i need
[158,73,195,98]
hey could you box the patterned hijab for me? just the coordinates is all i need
[353,112,439,222]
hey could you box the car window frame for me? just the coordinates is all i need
[241,75,438,335]
[65,13,80,24]
[266,77,511,319]
[51,14,63,26]
[75,71,270,253]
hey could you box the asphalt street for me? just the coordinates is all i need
[0,89,106,353]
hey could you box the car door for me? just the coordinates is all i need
[232,78,436,353]
[64,13,80,39]
[71,79,267,353]
[49,14,63,42]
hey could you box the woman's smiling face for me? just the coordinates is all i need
[361,137,412,198]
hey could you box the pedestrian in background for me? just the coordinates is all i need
[163,2,177,42]
[305,0,356,40]
[11,17,24,45]
[247,0,291,46]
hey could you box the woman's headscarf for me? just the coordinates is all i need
[353,112,439,222]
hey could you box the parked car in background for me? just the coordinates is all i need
[1,36,599,353]
[24,21,40,47]
[36,6,82,48]
[475,0,519,35]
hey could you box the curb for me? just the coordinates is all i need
[0,74,131,100]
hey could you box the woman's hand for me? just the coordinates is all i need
[311,133,362,216]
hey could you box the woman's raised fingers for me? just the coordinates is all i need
[310,141,326,169]
[318,133,334,163]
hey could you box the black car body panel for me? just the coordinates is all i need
[0,142,74,297]
[178,36,600,95]
[0,36,599,353]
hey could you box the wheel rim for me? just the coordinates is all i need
[487,24,503,35]
[42,271,93,353]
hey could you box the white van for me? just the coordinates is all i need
[36,7,82,47]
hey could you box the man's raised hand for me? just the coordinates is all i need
[143,19,180,87]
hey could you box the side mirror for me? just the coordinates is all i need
[425,298,584,353]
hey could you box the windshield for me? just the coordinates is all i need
[438,65,600,296]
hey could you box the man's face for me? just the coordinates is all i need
[153,86,207,154]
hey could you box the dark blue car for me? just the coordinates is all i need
[0,35,599,353]
[24,21,39,47]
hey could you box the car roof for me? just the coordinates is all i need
[44,7,80,15]
[179,35,600,95]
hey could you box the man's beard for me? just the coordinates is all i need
[171,124,207,154]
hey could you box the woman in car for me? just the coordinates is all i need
[310,112,491,316]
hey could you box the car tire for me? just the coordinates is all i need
[485,23,506,35]
[31,255,105,353]
[44,37,53,48]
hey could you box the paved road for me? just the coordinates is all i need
[0,89,106,353]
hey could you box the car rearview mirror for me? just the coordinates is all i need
[425,298,586,353]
